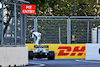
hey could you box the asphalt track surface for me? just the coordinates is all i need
[28,59,100,67]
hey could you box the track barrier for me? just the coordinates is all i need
[25,43,85,59]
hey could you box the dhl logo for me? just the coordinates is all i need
[57,46,85,56]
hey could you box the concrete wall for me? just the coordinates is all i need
[0,47,28,67]
[85,43,100,60]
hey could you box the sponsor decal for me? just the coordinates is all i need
[58,46,85,56]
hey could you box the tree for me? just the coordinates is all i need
[26,0,100,16]
[26,0,73,16]
[75,0,100,16]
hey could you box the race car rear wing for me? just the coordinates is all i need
[34,45,49,48]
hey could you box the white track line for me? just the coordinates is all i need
[75,60,100,63]
[29,62,45,67]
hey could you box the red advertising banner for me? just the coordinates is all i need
[21,4,36,15]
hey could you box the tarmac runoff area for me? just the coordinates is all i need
[19,59,100,67]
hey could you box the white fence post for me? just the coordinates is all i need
[67,18,71,44]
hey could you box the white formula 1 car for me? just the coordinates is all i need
[28,45,55,60]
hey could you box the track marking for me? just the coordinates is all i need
[75,60,100,63]
[29,62,45,67]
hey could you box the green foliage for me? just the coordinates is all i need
[75,0,98,16]
[26,0,100,16]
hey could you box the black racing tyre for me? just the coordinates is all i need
[47,51,55,60]
[28,51,33,60]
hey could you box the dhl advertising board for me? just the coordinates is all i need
[25,44,85,59]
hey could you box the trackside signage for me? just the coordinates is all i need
[25,44,85,59]
[21,4,36,14]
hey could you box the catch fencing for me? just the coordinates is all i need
[0,1,27,46]
[26,16,100,44]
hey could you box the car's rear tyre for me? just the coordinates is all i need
[28,51,33,60]
[47,51,55,60]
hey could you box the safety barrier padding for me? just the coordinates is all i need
[25,43,85,59]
